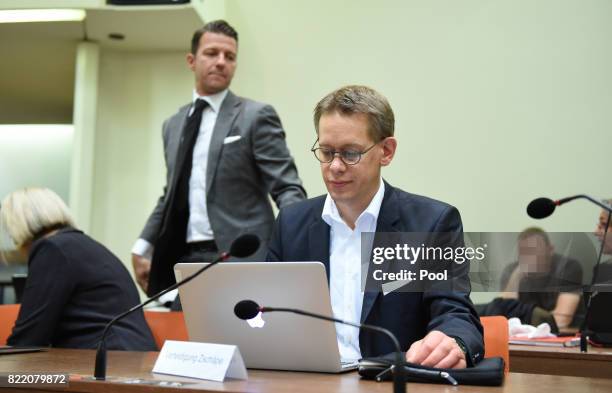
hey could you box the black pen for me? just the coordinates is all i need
[375,364,459,386]
[404,366,459,386]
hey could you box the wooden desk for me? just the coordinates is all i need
[510,344,612,379]
[1,349,612,393]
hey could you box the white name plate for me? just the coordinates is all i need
[153,340,247,382]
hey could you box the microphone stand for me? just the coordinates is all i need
[260,306,406,393]
[555,195,612,213]
[579,210,611,352]
[528,195,612,352]
[94,251,230,380]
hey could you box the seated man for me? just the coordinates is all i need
[594,200,612,284]
[267,85,483,368]
[586,200,612,344]
[497,228,583,330]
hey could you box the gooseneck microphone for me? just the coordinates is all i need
[234,300,407,393]
[93,234,260,380]
[526,195,612,352]
[527,195,612,219]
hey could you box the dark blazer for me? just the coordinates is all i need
[8,228,157,351]
[142,91,306,295]
[267,182,484,364]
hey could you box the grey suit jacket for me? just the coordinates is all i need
[141,91,306,293]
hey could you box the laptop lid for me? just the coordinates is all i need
[174,262,353,373]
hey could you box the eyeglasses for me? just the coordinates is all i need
[310,139,379,165]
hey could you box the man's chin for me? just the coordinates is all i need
[203,81,229,94]
[326,189,353,204]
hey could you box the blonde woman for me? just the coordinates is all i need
[1,188,156,350]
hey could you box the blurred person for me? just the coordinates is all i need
[595,199,612,258]
[593,199,612,284]
[496,227,583,330]
[1,188,156,350]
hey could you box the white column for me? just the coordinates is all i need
[69,41,99,233]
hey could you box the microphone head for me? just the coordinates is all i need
[229,234,260,258]
[527,197,556,219]
[234,300,260,320]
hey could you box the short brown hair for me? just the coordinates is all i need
[313,85,394,142]
[191,20,238,54]
[518,227,551,245]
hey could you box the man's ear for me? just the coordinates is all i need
[380,137,397,167]
[186,52,195,71]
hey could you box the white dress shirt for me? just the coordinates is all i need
[132,90,228,259]
[321,179,385,362]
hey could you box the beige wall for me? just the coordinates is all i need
[225,0,611,233]
[91,50,193,265]
[1,2,610,305]
[74,0,612,302]
[0,22,77,124]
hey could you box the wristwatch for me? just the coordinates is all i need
[454,337,469,358]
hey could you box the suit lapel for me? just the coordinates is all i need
[206,91,241,193]
[159,105,190,238]
[308,202,331,283]
[361,182,401,323]
[167,106,190,198]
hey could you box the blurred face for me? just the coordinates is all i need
[595,210,612,254]
[517,234,553,274]
[316,112,396,215]
[187,32,237,95]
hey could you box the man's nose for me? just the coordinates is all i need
[328,154,347,172]
[216,54,227,67]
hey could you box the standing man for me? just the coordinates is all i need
[132,20,306,296]
[267,85,483,367]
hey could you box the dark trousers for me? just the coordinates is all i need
[170,241,218,311]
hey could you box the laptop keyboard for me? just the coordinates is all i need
[341,360,359,369]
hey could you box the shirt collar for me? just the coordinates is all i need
[192,89,228,113]
[322,178,385,229]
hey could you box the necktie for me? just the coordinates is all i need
[173,99,209,236]
[148,99,209,295]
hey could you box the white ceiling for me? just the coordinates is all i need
[86,6,205,51]
[0,3,205,123]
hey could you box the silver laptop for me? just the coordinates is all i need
[174,262,358,373]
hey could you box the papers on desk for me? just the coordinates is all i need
[509,336,581,347]
[507,317,580,347]
[508,317,555,339]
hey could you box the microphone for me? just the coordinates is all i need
[526,195,612,352]
[526,198,556,219]
[527,195,612,219]
[94,234,260,380]
[234,300,407,393]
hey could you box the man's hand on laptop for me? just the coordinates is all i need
[406,330,466,369]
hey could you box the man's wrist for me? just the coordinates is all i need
[452,336,473,366]
[454,337,468,356]
[132,238,154,260]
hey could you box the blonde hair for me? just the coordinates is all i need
[0,188,75,248]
